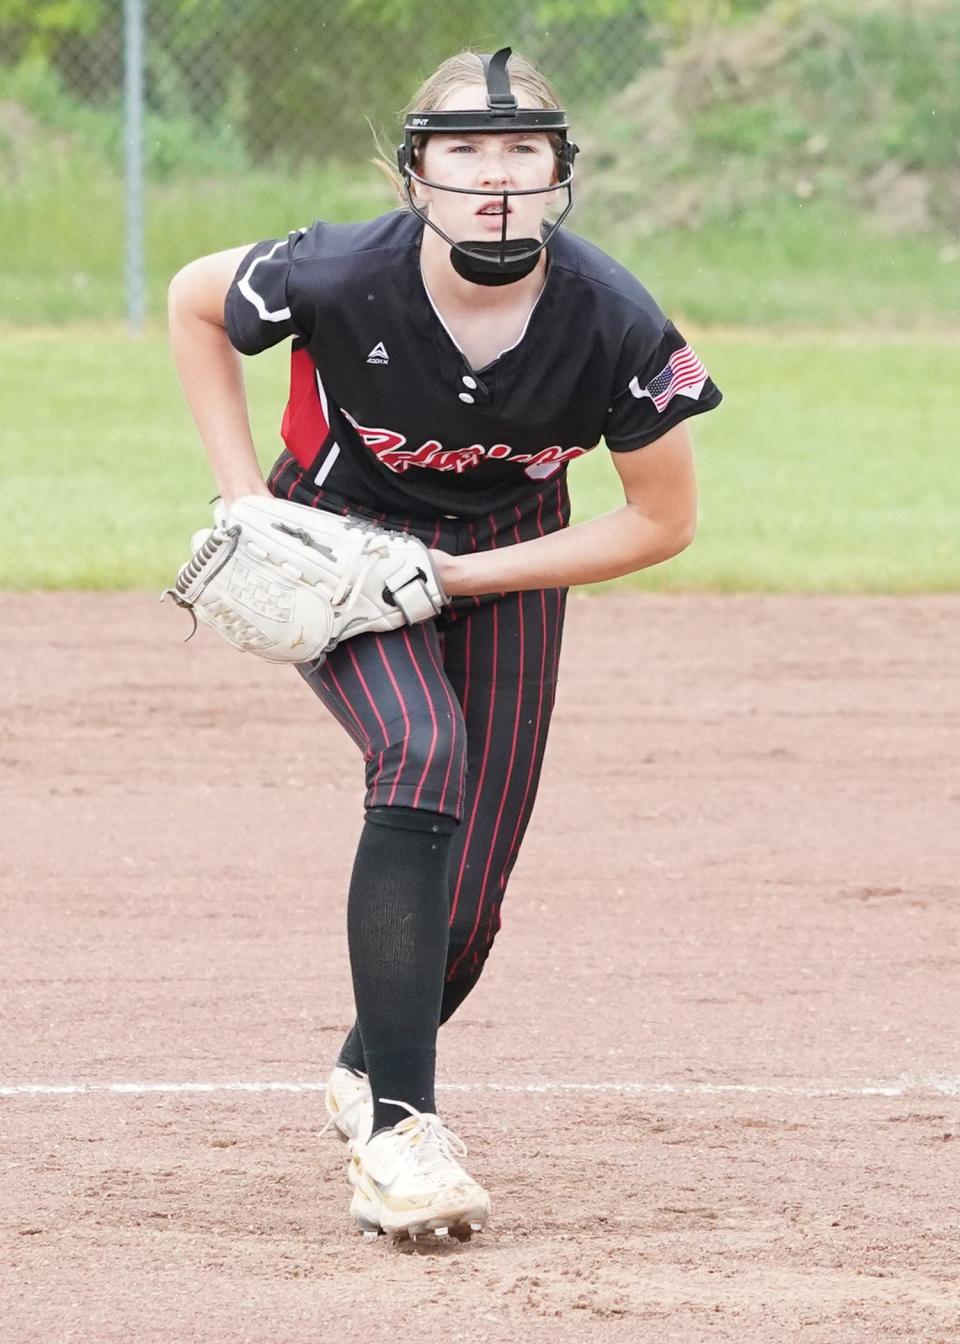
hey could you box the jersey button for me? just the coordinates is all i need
[458,392,475,404]
[461,375,478,389]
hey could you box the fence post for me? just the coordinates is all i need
[123,0,145,333]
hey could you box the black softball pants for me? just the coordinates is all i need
[293,482,569,1074]
[302,579,566,994]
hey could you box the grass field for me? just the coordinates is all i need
[3,159,958,331]
[2,325,957,593]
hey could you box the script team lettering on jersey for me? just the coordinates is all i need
[342,410,590,479]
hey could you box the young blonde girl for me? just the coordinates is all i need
[168,46,721,1244]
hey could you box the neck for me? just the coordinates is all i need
[418,223,547,311]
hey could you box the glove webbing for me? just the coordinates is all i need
[163,525,240,608]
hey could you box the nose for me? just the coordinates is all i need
[476,146,512,188]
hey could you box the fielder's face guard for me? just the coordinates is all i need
[396,47,579,286]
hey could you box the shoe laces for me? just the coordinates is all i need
[377,1097,468,1176]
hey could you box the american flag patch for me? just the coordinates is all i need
[629,344,708,412]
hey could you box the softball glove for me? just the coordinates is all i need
[162,495,447,665]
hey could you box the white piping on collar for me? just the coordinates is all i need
[419,266,548,370]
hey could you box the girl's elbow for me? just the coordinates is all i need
[672,515,697,555]
[622,518,695,575]
[167,255,229,327]
[167,264,194,319]
[168,256,198,296]
[651,513,697,563]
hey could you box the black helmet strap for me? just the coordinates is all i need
[482,47,518,110]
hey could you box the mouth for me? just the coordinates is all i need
[475,202,511,218]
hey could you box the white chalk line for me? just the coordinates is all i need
[1,1077,958,1099]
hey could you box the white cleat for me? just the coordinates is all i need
[321,1065,374,1148]
[349,1098,491,1242]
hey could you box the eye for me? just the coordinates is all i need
[448,143,477,153]
[510,143,536,153]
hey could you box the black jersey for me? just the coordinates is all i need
[224,210,722,519]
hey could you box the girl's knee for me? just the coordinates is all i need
[365,708,467,819]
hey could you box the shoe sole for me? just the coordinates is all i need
[354,1211,489,1244]
[350,1186,491,1243]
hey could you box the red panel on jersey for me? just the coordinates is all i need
[281,347,330,467]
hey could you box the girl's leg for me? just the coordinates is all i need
[320,478,570,1082]
[439,582,567,1020]
[325,582,566,1074]
[345,803,456,1132]
[298,620,468,1133]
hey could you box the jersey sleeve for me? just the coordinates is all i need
[603,319,722,452]
[224,231,311,355]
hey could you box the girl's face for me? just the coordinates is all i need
[415,82,559,245]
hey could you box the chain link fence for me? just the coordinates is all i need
[3,2,654,160]
[0,0,657,322]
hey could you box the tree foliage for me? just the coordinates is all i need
[0,0,662,160]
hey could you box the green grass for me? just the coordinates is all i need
[1,326,957,593]
[2,149,959,330]
[569,331,960,592]
[595,199,960,332]
[2,127,957,340]
[0,155,396,323]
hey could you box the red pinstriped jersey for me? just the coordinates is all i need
[224,211,722,519]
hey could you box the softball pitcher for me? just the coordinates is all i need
[167,46,722,1243]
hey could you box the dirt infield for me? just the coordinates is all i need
[2,592,958,1343]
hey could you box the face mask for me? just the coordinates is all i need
[396,47,579,288]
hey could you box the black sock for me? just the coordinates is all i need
[336,1024,366,1076]
[338,962,485,1071]
[347,805,457,1136]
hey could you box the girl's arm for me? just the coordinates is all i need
[167,248,272,507]
[431,421,699,594]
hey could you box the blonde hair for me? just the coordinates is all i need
[373,49,564,205]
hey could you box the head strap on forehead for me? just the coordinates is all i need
[482,47,517,110]
[401,44,569,135]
